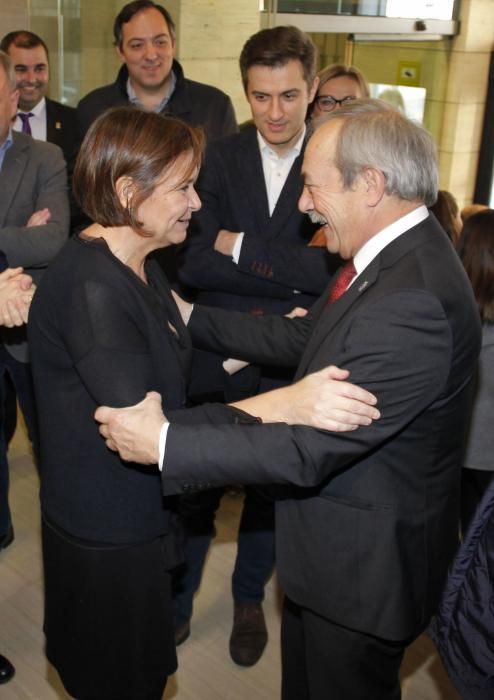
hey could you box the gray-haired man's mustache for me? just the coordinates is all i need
[308,211,327,226]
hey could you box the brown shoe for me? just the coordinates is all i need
[229,602,267,666]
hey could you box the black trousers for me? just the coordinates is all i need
[281,597,406,700]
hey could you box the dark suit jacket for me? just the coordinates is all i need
[177,124,338,399]
[164,215,482,642]
[45,97,78,170]
[0,131,69,359]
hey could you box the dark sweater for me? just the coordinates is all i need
[76,60,238,143]
[28,235,192,544]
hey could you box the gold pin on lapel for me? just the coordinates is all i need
[55,121,62,130]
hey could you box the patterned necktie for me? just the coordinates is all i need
[327,260,357,305]
[18,112,33,135]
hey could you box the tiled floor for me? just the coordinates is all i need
[0,424,460,699]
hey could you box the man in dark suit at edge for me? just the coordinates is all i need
[0,31,77,169]
[96,100,481,699]
[0,31,77,447]
[174,25,337,664]
[0,50,69,553]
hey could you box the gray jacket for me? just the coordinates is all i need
[0,131,69,360]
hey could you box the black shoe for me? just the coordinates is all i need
[174,620,191,646]
[229,602,268,667]
[0,524,14,551]
[0,654,15,684]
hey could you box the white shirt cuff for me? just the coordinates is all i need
[158,422,169,471]
[231,232,244,264]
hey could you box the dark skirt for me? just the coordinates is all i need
[42,517,177,700]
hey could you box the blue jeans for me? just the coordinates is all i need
[173,486,275,626]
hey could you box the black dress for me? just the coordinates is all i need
[28,235,192,700]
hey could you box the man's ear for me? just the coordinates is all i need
[308,76,319,104]
[360,167,386,207]
[115,176,135,210]
[115,45,125,64]
[9,89,19,120]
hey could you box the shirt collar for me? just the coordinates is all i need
[256,125,306,160]
[0,127,14,172]
[126,71,177,112]
[18,96,46,118]
[353,205,429,277]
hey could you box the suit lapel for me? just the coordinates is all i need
[294,219,437,378]
[235,127,271,230]
[265,127,309,236]
[268,151,304,235]
[0,134,29,226]
[45,99,57,144]
[295,258,380,378]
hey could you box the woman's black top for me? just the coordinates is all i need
[28,235,192,544]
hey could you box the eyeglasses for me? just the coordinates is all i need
[314,95,357,112]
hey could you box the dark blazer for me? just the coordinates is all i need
[0,131,69,360]
[177,124,338,398]
[164,215,482,642]
[179,124,336,308]
[76,60,238,143]
[45,97,78,170]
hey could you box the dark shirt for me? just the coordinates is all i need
[28,235,191,543]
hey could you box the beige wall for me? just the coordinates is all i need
[352,39,451,144]
[318,0,494,207]
[0,0,28,35]
[311,0,494,207]
[439,0,494,205]
[177,0,260,124]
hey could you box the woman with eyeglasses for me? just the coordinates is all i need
[310,63,370,122]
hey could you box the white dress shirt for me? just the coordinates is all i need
[351,205,429,285]
[231,127,305,263]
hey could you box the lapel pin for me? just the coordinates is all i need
[358,280,369,292]
[55,121,62,130]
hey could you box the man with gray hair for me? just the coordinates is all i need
[96,100,481,699]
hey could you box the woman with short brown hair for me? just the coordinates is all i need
[29,106,204,700]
